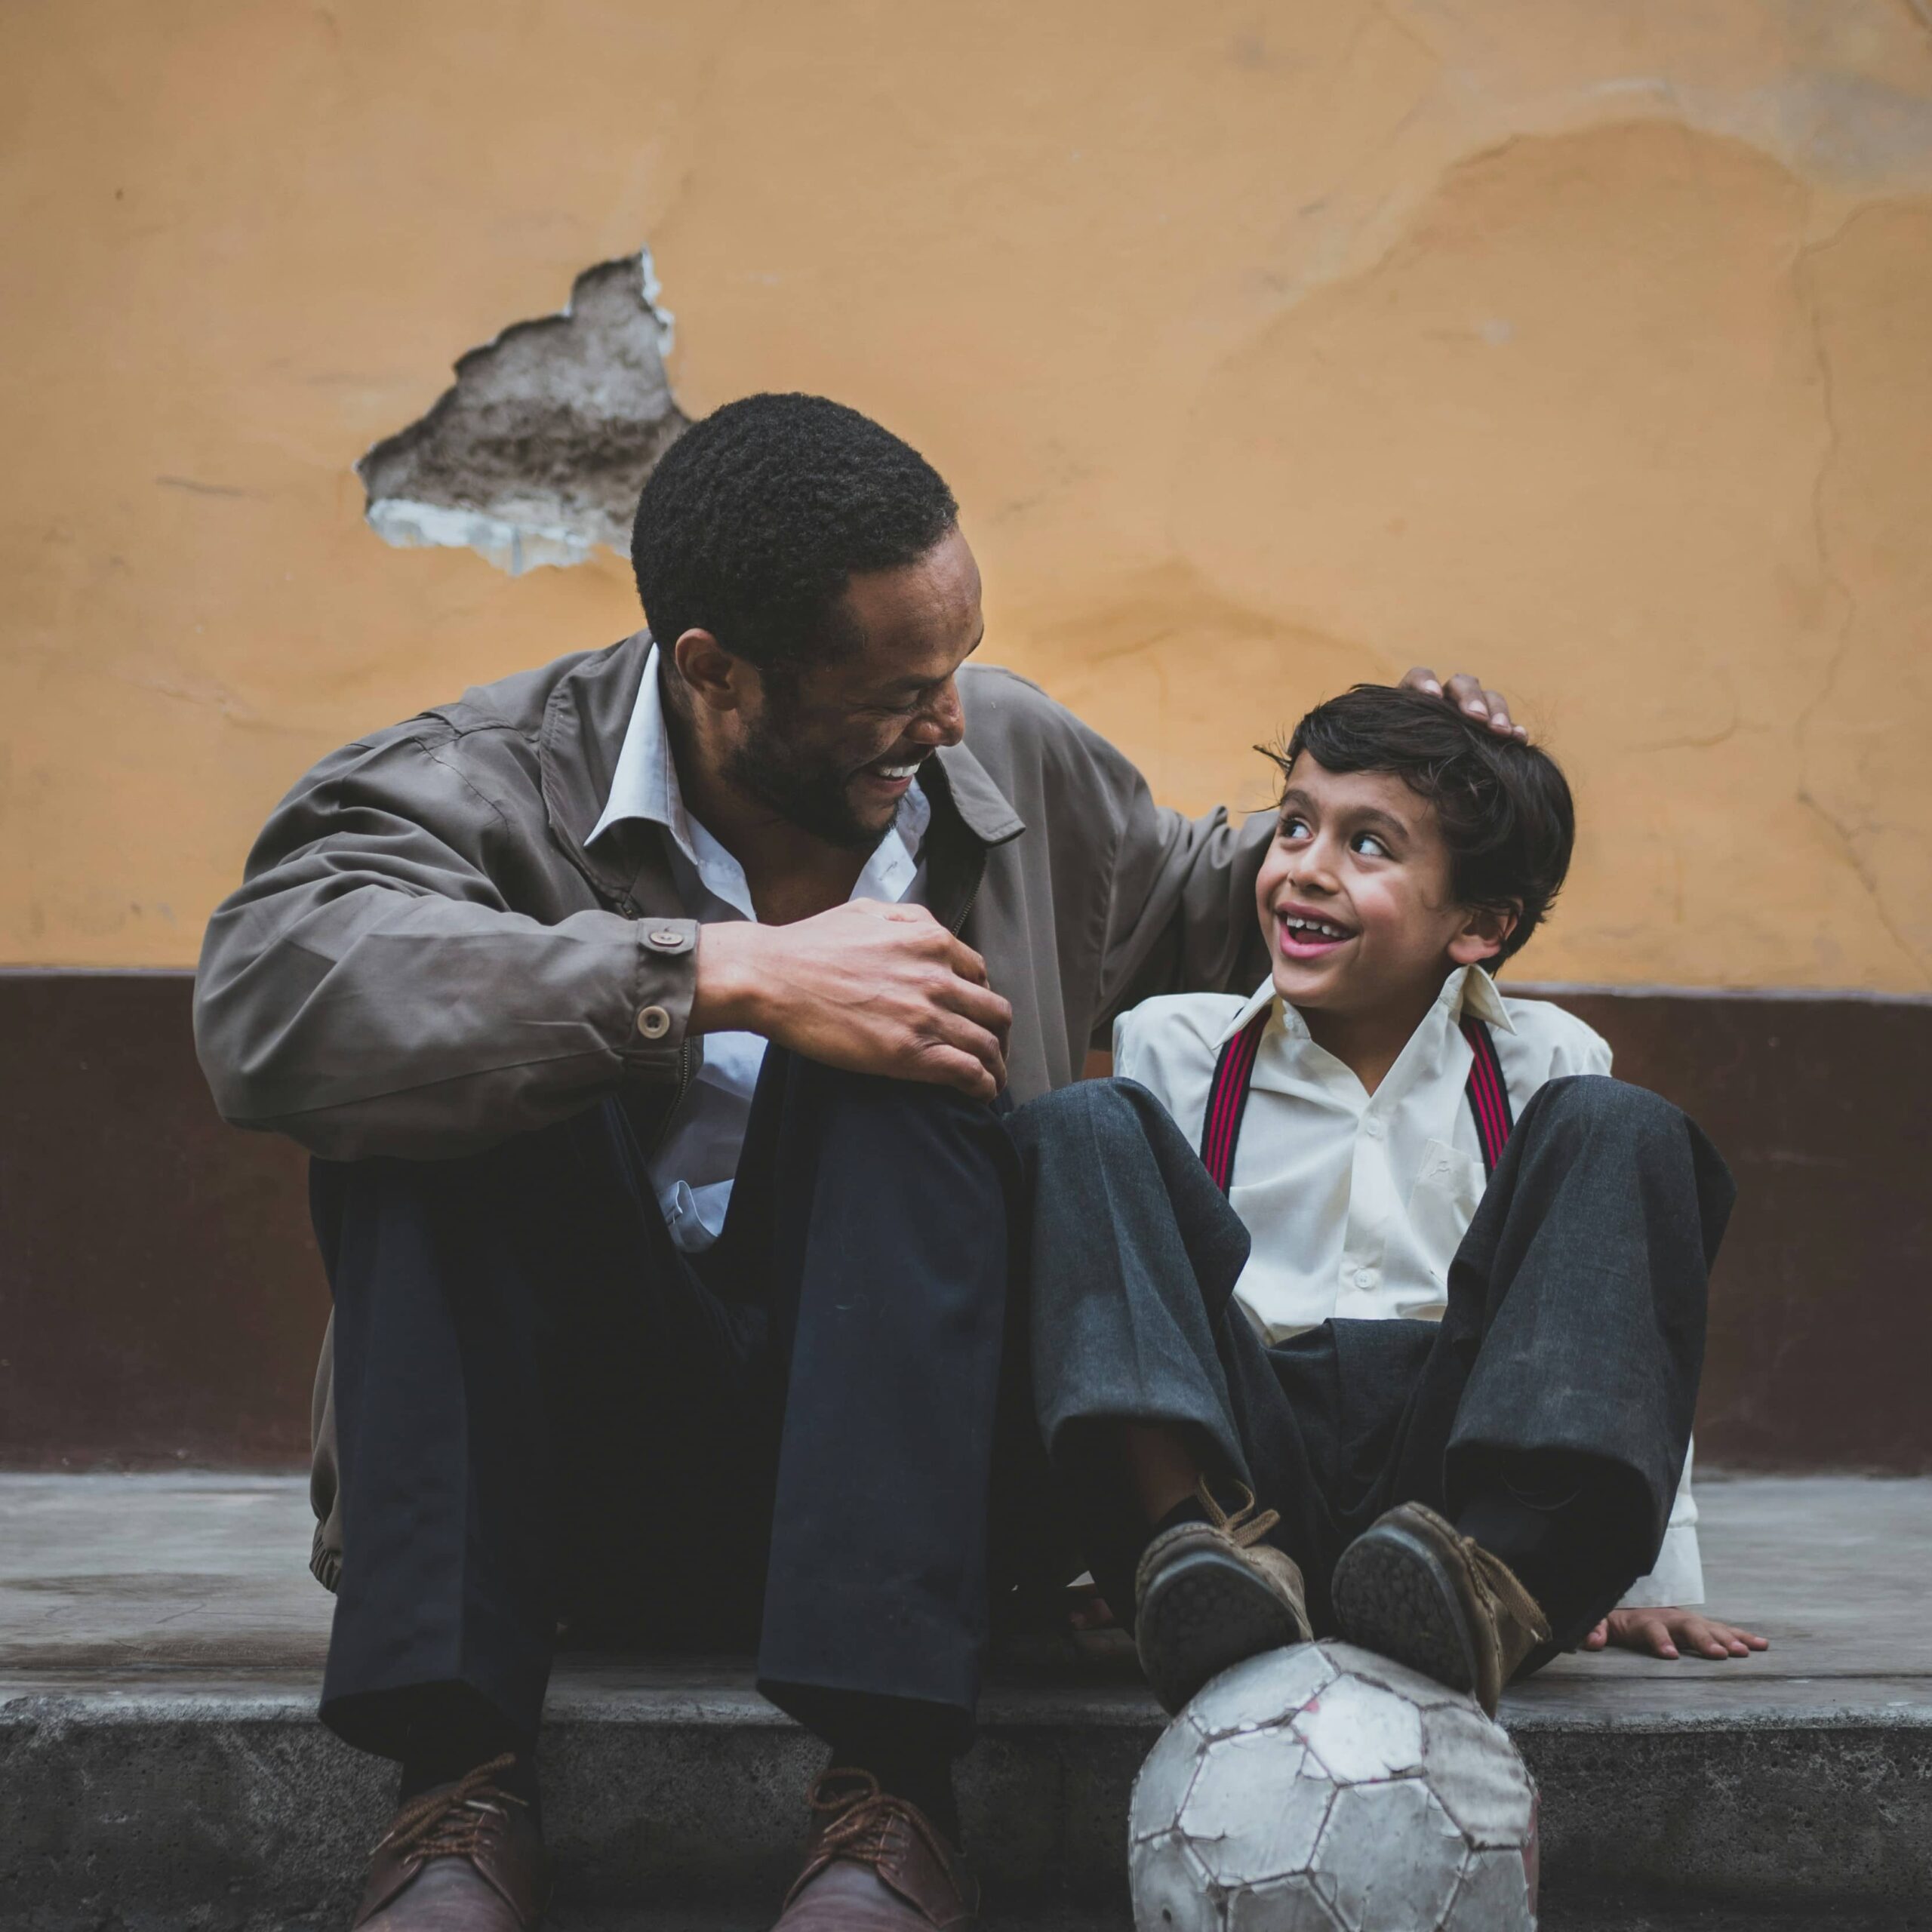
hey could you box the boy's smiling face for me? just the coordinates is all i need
[1257,754,1515,1019]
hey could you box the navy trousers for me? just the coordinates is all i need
[312,1051,1052,1761]
[1014,1074,1734,1652]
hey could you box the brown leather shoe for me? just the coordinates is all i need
[352,1755,548,1930]
[1134,1480,1315,1715]
[772,1770,978,1931]
[1331,1500,1553,1717]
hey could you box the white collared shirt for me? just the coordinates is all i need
[1114,966,1702,1607]
[588,646,931,1252]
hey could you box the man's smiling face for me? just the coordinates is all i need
[724,525,984,851]
[1256,754,1506,1017]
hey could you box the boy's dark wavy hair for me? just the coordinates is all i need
[1264,685,1575,964]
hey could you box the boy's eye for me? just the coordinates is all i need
[1350,831,1390,858]
[1279,815,1311,841]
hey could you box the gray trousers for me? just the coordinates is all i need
[1009,1074,1733,1651]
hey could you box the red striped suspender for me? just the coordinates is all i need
[1457,1015,1515,1178]
[1198,1008,1514,1192]
[1198,1011,1271,1192]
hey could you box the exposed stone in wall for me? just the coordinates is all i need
[357,251,686,575]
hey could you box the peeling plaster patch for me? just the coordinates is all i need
[358,251,688,576]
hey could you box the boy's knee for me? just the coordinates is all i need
[1521,1075,1686,1157]
[1008,1074,1162,1158]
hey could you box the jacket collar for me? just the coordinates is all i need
[540,631,1026,912]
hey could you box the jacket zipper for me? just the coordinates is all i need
[651,1037,695,1157]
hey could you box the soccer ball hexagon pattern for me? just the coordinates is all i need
[1128,1641,1538,1932]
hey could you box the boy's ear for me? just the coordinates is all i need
[1448,903,1518,968]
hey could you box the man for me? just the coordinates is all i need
[195,392,1522,1932]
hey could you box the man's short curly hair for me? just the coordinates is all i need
[1267,685,1576,964]
[631,392,958,680]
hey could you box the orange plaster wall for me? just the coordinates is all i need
[2,0,1929,986]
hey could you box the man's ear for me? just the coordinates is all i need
[670,629,750,716]
[1447,903,1518,968]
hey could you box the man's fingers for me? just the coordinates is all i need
[942,972,1014,1050]
[1481,686,1524,739]
[924,1007,1008,1091]
[939,931,995,990]
[1405,665,1527,738]
[915,1040,1001,1102]
[1580,1620,1610,1651]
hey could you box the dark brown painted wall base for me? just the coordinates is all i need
[1,971,1925,1471]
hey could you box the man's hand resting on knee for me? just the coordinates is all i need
[1582,1607,1769,1660]
[694,900,1014,1101]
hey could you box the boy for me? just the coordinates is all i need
[1014,685,1765,1717]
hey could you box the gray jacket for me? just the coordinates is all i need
[193,632,1273,1583]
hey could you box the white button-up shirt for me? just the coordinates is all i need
[1114,965,1701,1607]
[587,646,930,1252]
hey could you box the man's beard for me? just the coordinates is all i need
[723,701,894,854]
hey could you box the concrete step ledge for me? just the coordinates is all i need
[4,1670,1929,1927]
[3,1475,1929,1926]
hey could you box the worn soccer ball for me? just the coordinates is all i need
[1128,1640,1538,1932]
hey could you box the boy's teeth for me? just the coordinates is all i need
[1284,915,1349,939]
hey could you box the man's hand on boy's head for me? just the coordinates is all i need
[1581,1607,1770,1661]
[1400,666,1530,741]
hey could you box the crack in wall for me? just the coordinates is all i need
[357,250,688,575]
[1789,203,1929,985]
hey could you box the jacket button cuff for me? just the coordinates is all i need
[645,926,693,953]
[635,1005,672,1040]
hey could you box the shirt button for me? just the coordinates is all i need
[635,1005,671,1040]
[1363,1116,1386,1139]
[647,928,685,951]
[1353,1266,1378,1290]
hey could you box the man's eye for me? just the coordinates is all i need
[1350,832,1389,857]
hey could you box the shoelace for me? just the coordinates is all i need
[805,1769,954,1878]
[380,1752,526,1864]
[1198,1478,1281,1549]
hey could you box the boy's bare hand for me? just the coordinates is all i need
[1400,666,1529,741]
[1580,1607,1770,1661]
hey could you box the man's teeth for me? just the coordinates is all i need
[1282,915,1351,940]
[875,762,921,780]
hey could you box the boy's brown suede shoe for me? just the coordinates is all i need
[1134,1481,1315,1715]
[1331,1500,1552,1718]
[352,1755,546,1930]
[772,1771,979,1931]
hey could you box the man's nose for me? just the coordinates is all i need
[908,678,965,749]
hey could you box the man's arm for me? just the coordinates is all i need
[197,735,1013,1161]
[194,732,700,1161]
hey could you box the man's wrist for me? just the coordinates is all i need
[693,922,774,1035]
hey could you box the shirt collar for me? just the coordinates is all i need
[1214,961,1514,1050]
[1453,961,1515,1032]
[586,642,683,851]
